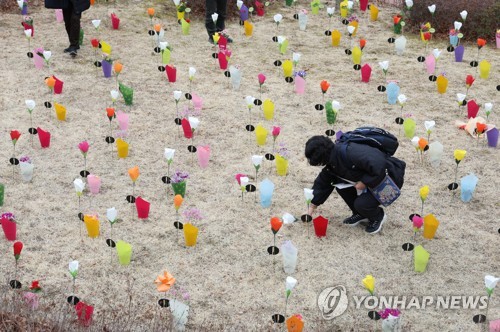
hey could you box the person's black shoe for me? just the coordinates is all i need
[365,212,387,234]
[226,37,233,43]
[64,46,80,53]
[69,49,78,57]
[208,37,215,45]
[343,214,369,226]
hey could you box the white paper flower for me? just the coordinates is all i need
[188,116,199,130]
[24,29,32,38]
[428,4,436,14]
[173,90,182,101]
[332,100,341,111]
[25,99,36,110]
[92,19,101,29]
[379,61,389,72]
[347,26,355,34]
[397,94,407,105]
[327,7,335,16]
[286,276,297,293]
[42,51,52,61]
[173,0,180,6]
[274,14,283,24]
[405,0,413,8]
[237,0,243,9]
[456,93,466,103]
[292,52,301,63]
[484,103,493,112]
[69,260,79,278]
[347,1,353,9]
[159,41,169,50]
[485,275,500,295]
[304,188,314,203]
[411,136,420,147]
[460,10,467,21]
[432,49,441,60]
[424,120,435,132]
[277,36,285,44]
[73,178,85,196]
[211,13,218,23]
[252,155,264,167]
[106,207,118,222]
[282,213,296,224]
[188,67,196,80]
[245,96,255,107]
[110,90,119,101]
[454,21,462,31]
[240,176,249,187]
[164,148,175,162]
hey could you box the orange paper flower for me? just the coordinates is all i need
[113,62,123,74]
[359,39,366,50]
[45,76,56,88]
[476,122,487,135]
[154,24,161,33]
[128,166,140,182]
[147,7,155,17]
[393,15,401,24]
[418,138,428,151]
[477,38,486,48]
[320,80,330,94]
[174,194,183,211]
[154,271,176,292]
[270,217,283,234]
[106,107,115,119]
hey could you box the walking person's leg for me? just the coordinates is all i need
[205,0,218,42]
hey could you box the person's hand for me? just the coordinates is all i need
[355,181,366,190]
[307,204,317,216]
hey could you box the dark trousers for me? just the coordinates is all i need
[205,0,227,37]
[63,1,81,48]
[336,187,383,221]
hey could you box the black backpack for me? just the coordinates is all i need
[336,127,399,167]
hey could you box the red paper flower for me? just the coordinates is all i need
[320,80,330,94]
[423,32,431,41]
[270,217,283,234]
[106,107,115,121]
[477,38,486,49]
[29,280,42,292]
[10,130,21,145]
[91,39,99,48]
[465,75,475,88]
[393,15,401,24]
[359,39,366,50]
[13,241,23,261]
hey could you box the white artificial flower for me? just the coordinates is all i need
[25,99,36,110]
[188,67,196,80]
[332,100,341,110]
[454,21,462,31]
[347,26,355,35]
[292,52,301,64]
[110,90,119,101]
[236,0,243,10]
[411,136,420,147]
[286,276,297,292]
[252,155,264,167]
[164,148,175,162]
[428,4,436,14]
[188,116,199,130]
[379,61,389,72]
[347,1,353,9]
[277,36,285,44]
[460,10,467,21]
[424,121,435,132]
[245,96,255,107]
[327,7,335,16]
[432,49,441,60]
[106,207,118,222]
[42,51,52,61]
[159,41,169,50]
[69,260,79,278]
[484,103,493,112]
[73,178,85,196]
[274,14,283,24]
[92,19,101,29]
[24,29,32,38]
[211,13,218,23]
[304,188,314,203]
[405,0,413,8]
[397,94,407,105]
[485,275,500,293]
[456,93,466,103]
[240,176,249,187]
[173,90,182,101]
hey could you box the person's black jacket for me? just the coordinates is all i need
[311,142,406,206]
[45,0,90,13]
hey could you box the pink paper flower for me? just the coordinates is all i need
[412,215,423,229]
[78,141,89,155]
[272,126,281,137]
[258,73,266,86]
[235,173,246,185]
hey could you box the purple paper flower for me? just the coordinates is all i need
[1,212,16,221]
[378,307,401,319]
[182,208,204,222]
[19,156,32,163]
[171,170,189,184]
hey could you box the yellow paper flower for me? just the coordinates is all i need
[454,149,466,162]
[154,271,176,292]
[419,185,429,201]
[362,275,375,295]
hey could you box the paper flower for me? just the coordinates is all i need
[418,138,428,151]
[292,52,301,66]
[173,90,182,103]
[252,155,263,170]
[164,148,175,164]
[484,103,493,119]
[10,130,21,145]
[73,178,85,196]
[258,73,266,87]
[485,275,500,297]
[147,7,155,18]
[454,21,462,31]
[428,4,436,14]
[460,10,467,21]
[25,99,35,112]
[405,0,413,8]
[29,280,42,293]
[174,194,183,211]
[412,215,423,229]
[419,185,429,201]
[188,67,196,81]
[379,61,389,75]
[69,260,79,279]
[78,141,89,157]
[271,217,283,234]
[362,275,375,295]
[24,29,31,38]
[273,13,283,25]
[188,116,199,132]
[286,276,297,298]
[347,25,355,35]
[91,38,99,48]
[304,188,314,204]
[432,49,441,60]
[128,166,140,182]
[245,96,255,109]
[454,149,466,163]
[110,90,119,102]
[272,126,281,139]
[92,19,101,29]
[327,7,335,16]
[155,271,176,292]
[477,38,486,49]
[397,94,407,106]
[320,80,330,94]
[106,207,118,224]
[13,241,23,261]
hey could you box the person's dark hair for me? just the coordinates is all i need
[305,136,334,166]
